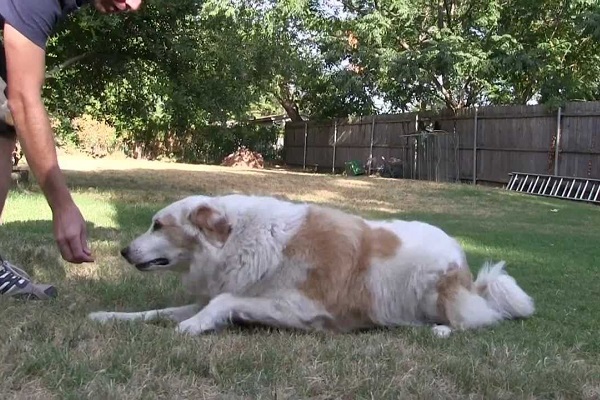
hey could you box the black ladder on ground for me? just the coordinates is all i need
[506,172,600,204]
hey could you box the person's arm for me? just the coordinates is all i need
[3,24,71,209]
[3,22,93,263]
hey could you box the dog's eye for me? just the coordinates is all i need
[152,221,163,231]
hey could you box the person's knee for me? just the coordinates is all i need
[0,127,16,145]
[0,130,15,216]
[0,132,17,168]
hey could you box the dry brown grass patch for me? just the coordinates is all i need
[58,156,488,218]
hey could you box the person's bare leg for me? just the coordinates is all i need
[0,134,14,223]
[0,129,57,299]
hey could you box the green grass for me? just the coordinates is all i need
[1,158,599,399]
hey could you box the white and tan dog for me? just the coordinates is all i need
[88,194,535,338]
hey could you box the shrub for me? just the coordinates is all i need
[122,123,282,165]
[71,115,120,158]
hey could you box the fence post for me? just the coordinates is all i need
[332,119,337,174]
[554,107,562,176]
[302,121,307,170]
[413,113,419,179]
[472,107,478,185]
[369,116,375,174]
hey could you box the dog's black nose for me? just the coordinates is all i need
[120,247,130,260]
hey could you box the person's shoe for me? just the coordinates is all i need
[0,256,58,300]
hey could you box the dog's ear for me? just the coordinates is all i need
[189,205,231,248]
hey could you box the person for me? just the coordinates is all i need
[0,0,142,299]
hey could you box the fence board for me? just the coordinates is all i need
[283,101,600,183]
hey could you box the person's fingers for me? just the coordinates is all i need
[69,240,91,263]
[114,0,127,11]
[56,236,74,263]
[124,0,142,11]
[93,1,114,13]
[81,225,93,258]
[93,1,107,12]
[68,230,85,263]
[53,205,94,263]
[67,230,94,263]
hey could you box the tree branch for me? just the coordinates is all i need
[432,75,457,110]
[45,53,92,79]
[272,80,303,122]
[443,0,453,28]
[461,77,473,105]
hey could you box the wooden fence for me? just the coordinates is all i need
[283,101,600,185]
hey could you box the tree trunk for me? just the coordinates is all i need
[279,98,303,122]
[274,81,304,122]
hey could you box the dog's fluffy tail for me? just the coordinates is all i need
[474,261,535,320]
[439,261,534,330]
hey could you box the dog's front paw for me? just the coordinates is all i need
[177,318,211,336]
[88,311,116,324]
[432,325,452,338]
[177,294,233,335]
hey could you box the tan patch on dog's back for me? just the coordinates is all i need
[283,206,401,331]
[436,265,474,325]
[370,227,401,259]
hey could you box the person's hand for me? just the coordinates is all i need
[52,203,94,264]
[93,0,142,13]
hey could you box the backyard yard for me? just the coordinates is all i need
[1,156,599,399]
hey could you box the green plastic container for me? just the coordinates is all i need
[345,160,365,176]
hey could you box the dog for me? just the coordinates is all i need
[88,194,535,338]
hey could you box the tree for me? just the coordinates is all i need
[331,0,600,111]
[338,0,502,111]
[43,0,600,147]
[44,0,278,158]
[491,0,600,105]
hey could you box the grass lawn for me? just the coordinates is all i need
[1,156,599,399]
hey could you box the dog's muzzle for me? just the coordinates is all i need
[120,246,170,270]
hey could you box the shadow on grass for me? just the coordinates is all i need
[2,219,121,241]
[0,219,122,281]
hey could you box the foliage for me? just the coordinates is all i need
[491,0,600,105]
[119,123,281,165]
[71,115,120,158]
[336,0,600,111]
[41,0,600,160]
[45,0,275,155]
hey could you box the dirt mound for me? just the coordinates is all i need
[221,146,265,169]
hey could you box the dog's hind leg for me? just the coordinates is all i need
[88,304,203,324]
[177,291,332,335]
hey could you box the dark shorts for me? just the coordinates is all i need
[0,39,15,139]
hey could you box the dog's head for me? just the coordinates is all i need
[120,196,232,271]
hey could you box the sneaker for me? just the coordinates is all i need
[0,256,58,300]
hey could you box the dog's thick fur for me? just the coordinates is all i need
[88,194,535,337]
